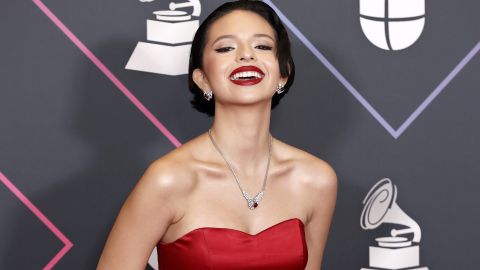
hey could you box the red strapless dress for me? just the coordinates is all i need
[157,218,308,270]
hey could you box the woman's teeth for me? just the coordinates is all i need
[230,71,263,80]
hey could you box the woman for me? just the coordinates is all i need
[97,1,337,269]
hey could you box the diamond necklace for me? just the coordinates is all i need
[207,128,272,210]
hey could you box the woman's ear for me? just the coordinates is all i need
[279,76,288,87]
[192,68,211,91]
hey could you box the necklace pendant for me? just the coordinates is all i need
[246,191,263,210]
[247,200,258,210]
[246,197,256,210]
[244,191,263,210]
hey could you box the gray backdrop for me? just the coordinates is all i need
[1,0,479,269]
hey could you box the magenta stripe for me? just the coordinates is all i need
[0,171,73,270]
[24,0,185,268]
[32,0,182,148]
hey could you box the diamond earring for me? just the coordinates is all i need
[204,90,213,101]
[275,84,285,94]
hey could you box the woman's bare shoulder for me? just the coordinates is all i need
[276,139,337,225]
[96,144,199,268]
[142,143,198,195]
[275,138,337,190]
[134,140,202,220]
[142,132,212,191]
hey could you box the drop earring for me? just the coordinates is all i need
[204,90,213,101]
[276,84,285,94]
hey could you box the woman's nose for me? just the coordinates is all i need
[237,45,256,62]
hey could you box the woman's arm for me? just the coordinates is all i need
[97,159,185,270]
[303,159,338,270]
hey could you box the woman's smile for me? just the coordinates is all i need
[229,65,265,86]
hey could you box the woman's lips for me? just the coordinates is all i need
[231,77,263,86]
[229,66,265,86]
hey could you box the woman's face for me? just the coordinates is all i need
[193,10,287,106]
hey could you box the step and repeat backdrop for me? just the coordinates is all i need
[1,0,479,269]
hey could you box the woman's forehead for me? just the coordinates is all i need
[206,10,276,43]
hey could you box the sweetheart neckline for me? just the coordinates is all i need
[158,217,305,246]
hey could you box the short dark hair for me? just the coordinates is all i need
[188,0,295,117]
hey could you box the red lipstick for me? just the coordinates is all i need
[229,66,265,86]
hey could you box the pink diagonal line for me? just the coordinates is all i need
[0,171,73,270]
[32,0,182,148]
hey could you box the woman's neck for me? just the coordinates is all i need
[209,103,273,177]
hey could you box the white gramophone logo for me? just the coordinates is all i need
[360,178,428,270]
[360,0,425,50]
[126,0,201,75]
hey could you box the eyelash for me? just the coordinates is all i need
[214,45,273,53]
[256,45,273,51]
[215,47,234,53]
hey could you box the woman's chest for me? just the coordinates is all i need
[157,218,308,270]
[163,172,308,240]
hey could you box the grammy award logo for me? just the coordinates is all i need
[359,0,425,50]
[360,178,428,270]
[126,0,202,75]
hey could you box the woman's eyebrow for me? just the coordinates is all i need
[212,33,275,45]
[252,34,275,41]
[212,34,236,45]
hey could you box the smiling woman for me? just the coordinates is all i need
[188,0,295,117]
[97,1,337,270]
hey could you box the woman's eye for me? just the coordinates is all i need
[215,47,235,53]
[255,45,273,50]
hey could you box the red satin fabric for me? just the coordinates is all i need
[157,218,308,270]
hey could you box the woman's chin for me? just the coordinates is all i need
[217,96,273,108]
